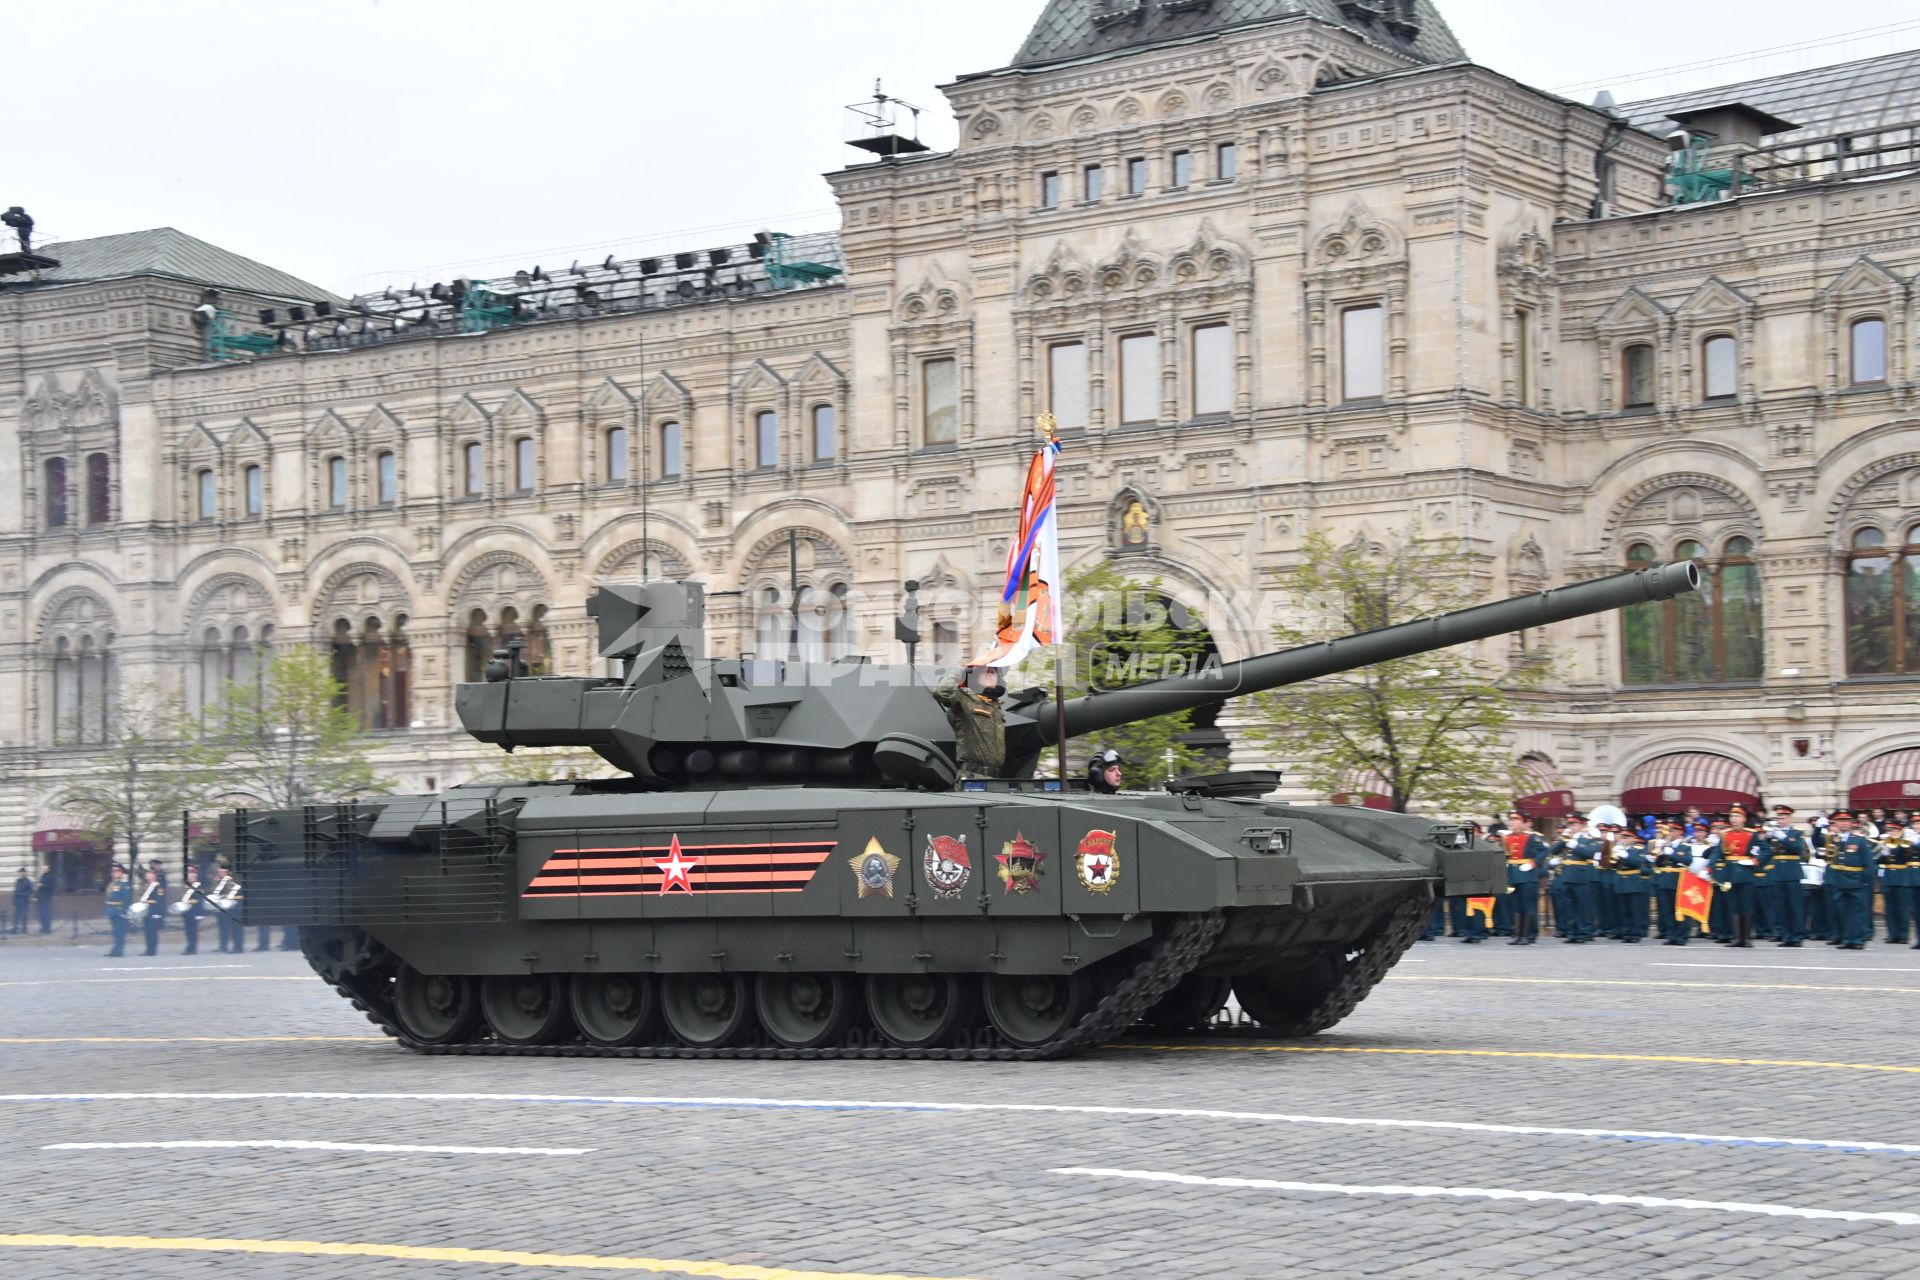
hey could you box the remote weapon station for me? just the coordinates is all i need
[227,561,1698,1060]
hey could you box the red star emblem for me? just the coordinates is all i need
[653,834,699,894]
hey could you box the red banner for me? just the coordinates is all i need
[1676,870,1715,927]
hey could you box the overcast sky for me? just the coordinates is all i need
[16,1,1919,296]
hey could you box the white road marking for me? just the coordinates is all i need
[1652,963,1920,974]
[0,977,308,988]
[96,964,252,972]
[43,1139,591,1156]
[4,1093,1915,1156]
[1051,1167,1920,1227]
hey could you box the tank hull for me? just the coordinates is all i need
[227,783,1497,1059]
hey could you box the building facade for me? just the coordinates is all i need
[6,0,1920,862]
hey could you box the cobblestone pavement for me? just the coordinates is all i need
[4,934,1919,1279]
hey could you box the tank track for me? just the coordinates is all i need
[308,910,1225,1063]
[1185,889,1432,1041]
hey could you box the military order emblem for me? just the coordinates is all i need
[849,837,901,899]
[1075,829,1119,894]
[924,834,970,899]
[996,833,1044,895]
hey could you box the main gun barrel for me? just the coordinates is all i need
[1036,560,1699,742]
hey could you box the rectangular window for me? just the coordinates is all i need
[328,456,349,508]
[660,422,683,477]
[922,358,959,445]
[1214,141,1237,180]
[1040,171,1061,209]
[1514,308,1532,406]
[376,451,397,504]
[1083,164,1103,202]
[1341,306,1385,401]
[1852,317,1888,384]
[464,443,484,496]
[606,427,629,482]
[755,410,778,468]
[514,438,536,491]
[1120,333,1158,424]
[812,404,836,460]
[1622,345,1654,408]
[244,464,262,516]
[1047,342,1088,431]
[1127,157,1148,195]
[197,469,216,520]
[1192,323,1232,416]
[932,620,958,667]
[1703,335,1736,399]
[1170,149,1192,187]
[85,453,111,525]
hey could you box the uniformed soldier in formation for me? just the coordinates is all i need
[102,865,132,957]
[1552,815,1600,943]
[177,862,207,956]
[1650,823,1691,945]
[210,862,243,953]
[1707,804,1764,948]
[1500,810,1549,945]
[135,866,164,956]
[933,664,1006,783]
[1610,832,1653,941]
[1816,810,1879,950]
[1757,804,1810,946]
[1880,810,1917,945]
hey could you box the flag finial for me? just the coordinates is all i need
[1036,410,1059,443]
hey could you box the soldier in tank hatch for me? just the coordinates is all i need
[933,662,1005,782]
[1087,749,1125,794]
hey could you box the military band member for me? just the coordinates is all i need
[1876,811,1918,945]
[210,863,243,954]
[1609,832,1652,941]
[1816,810,1878,950]
[1553,814,1601,943]
[135,866,164,957]
[1501,811,1550,945]
[1650,823,1692,945]
[176,863,207,956]
[1757,804,1809,946]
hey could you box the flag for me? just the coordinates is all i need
[1676,869,1714,927]
[975,426,1063,669]
[1466,896,1495,925]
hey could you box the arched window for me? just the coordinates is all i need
[812,404,836,461]
[85,452,111,525]
[1702,334,1736,400]
[513,437,535,492]
[754,587,785,657]
[1621,344,1655,409]
[606,426,628,482]
[1843,526,1920,675]
[755,410,777,469]
[327,455,348,509]
[375,450,397,505]
[52,637,77,744]
[660,421,683,478]
[525,604,550,674]
[794,587,823,661]
[1851,317,1888,385]
[243,464,263,517]
[330,619,356,709]
[463,442,485,496]
[43,457,68,528]
[330,615,410,729]
[196,469,217,521]
[828,582,851,657]
[199,626,225,714]
[464,608,493,682]
[1622,538,1764,685]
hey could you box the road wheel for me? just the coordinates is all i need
[480,973,575,1046]
[569,973,661,1048]
[754,972,858,1049]
[866,973,977,1050]
[982,971,1093,1049]
[1141,973,1232,1033]
[660,973,754,1049]
[1232,950,1346,1036]
[391,965,480,1046]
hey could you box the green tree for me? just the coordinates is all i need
[51,680,213,865]
[1250,528,1548,815]
[200,646,384,806]
[1012,561,1213,788]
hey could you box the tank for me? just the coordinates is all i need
[224,560,1698,1060]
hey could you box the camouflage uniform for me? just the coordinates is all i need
[933,670,1005,780]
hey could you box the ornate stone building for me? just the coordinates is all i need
[7,1,1920,868]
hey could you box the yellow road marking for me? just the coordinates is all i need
[0,1232,969,1279]
[1114,1043,1920,1073]
[0,1036,384,1045]
[1388,974,1920,995]
[0,976,312,988]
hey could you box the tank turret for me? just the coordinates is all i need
[458,562,1698,790]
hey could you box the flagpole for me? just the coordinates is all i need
[1039,413,1067,787]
